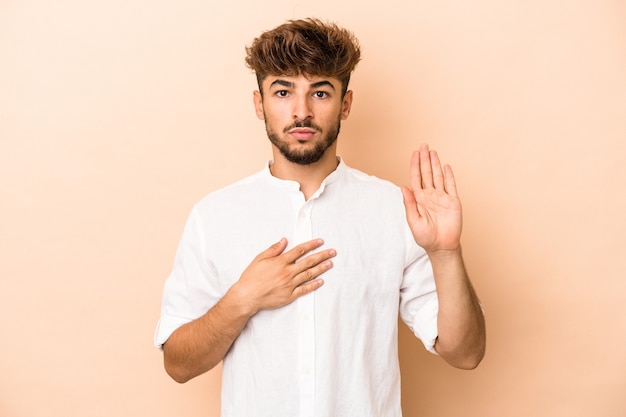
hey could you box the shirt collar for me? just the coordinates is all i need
[262,157,347,196]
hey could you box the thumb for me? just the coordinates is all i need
[401,186,419,225]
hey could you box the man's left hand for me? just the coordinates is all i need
[401,144,463,254]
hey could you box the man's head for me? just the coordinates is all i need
[245,18,361,97]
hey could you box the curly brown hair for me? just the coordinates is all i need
[245,18,361,96]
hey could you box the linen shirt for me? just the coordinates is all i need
[155,160,439,417]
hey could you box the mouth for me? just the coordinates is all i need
[287,128,317,141]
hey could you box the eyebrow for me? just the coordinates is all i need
[310,80,336,91]
[269,79,295,89]
[269,79,336,91]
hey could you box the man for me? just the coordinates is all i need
[155,18,485,417]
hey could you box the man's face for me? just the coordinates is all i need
[253,74,353,165]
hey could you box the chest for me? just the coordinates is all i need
[205,195,409,301]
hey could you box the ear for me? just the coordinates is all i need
[341,90,353,120]
[253,90,265,120]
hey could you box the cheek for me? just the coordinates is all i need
[261,112,285,133]
[262,105,288,125]
[325,107,345,124]
[259,101,276,119]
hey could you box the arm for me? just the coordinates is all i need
[163,237,336,383]
[401,144,486,369]
[427,247,485,369]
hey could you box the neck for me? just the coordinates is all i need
[269,147,339,200]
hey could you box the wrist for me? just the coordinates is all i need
[223,282,260,319]
[426,245,462,260]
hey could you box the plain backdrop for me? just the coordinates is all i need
[1,1,625,416]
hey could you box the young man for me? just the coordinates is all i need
[155,18,485,417]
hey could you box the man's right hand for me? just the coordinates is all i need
[163,237,334,383]
[230,237,336,315]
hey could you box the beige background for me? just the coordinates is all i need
[1,0,625,416]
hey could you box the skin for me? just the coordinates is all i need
[162,74,485,383]
[253,74,353,199]
[163,237,336,383]
[401,146,486,369]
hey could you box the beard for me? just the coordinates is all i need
[266,117,341,165]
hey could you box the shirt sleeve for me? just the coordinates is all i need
[398,228,439,354]
[153,205,222,349]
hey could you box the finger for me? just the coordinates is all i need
[291,277,325,299]
[401,186,420,224]
[293,256,334,287]
[430,150,445,190]
[419,144,434,189]
[409,150,422,192]
[292,248,336,274]
[255,237,288,260]
[443,164,458,197]
[282,238,325,264]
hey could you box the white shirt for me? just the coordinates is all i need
[155,160,439,417]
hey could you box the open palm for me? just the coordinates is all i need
[401,144,463,253]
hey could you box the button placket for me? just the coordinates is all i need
[293,199,315,417]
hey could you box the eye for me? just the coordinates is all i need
[314,91,329,98]
[275,90,289,97]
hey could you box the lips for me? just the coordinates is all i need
[288,128,317,140]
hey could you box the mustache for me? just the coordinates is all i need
[283,119,322,132]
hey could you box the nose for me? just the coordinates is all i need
[292,95,313,120]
